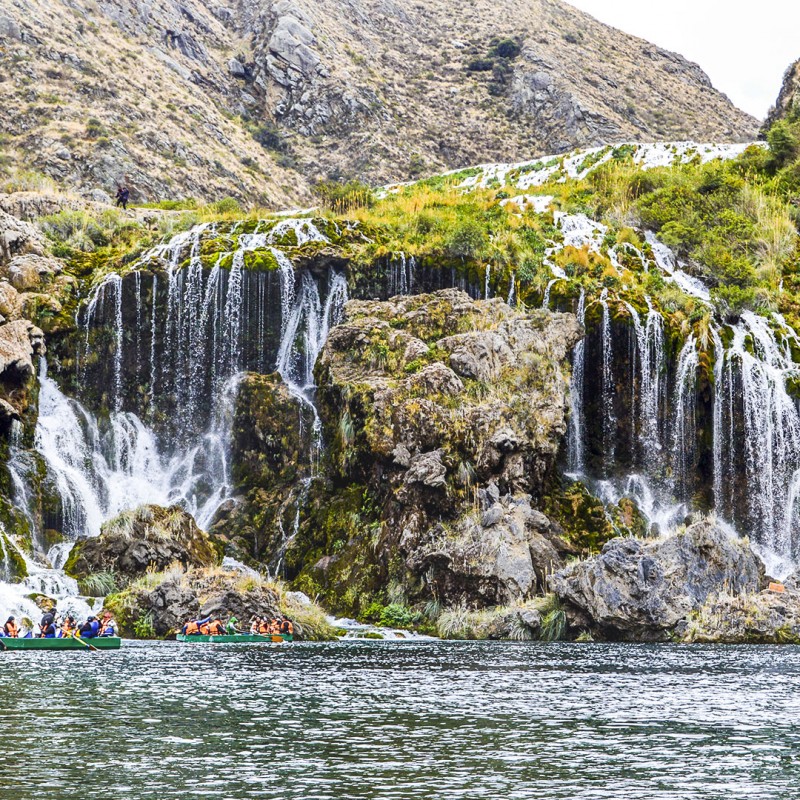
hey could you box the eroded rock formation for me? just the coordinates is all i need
[281,289,581,613]
[551,520,766,641]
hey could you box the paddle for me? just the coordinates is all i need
[72,633,99,652]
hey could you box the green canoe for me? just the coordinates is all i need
[176,633,293,643]
[0,636,121,651]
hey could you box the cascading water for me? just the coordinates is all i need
[542,278,558,310]
[388,253,416,297]
[0,217,352,608]
[623,297,666,471]
[599,289,616,472]
[567,289,586,475]
[672,335,699,500]
[718,312,800,561]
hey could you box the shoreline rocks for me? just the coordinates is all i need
[551,520,766,641]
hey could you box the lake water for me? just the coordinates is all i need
[1,640,798,799]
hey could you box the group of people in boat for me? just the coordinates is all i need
[0,608,118,639]
[250,615,294,636]
[180,613,294,637]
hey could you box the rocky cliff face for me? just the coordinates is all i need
[279,289,582,613]
[0,0,757,201]
[765,59,800,130]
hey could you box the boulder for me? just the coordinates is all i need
[0,282,22,319]
[64,505,221,583]
[685,587,800,644]
[408,494,570,606]
[0,319,46,382]
[104,566,334,640]
[7,254,62,292]
[107,566,282,637]
[0,210,46,265]
[228,57,247,78]
[551,520,765,640]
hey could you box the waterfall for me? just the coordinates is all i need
[724,312,800,557]
[484,265,491,299]
[388,253,415,297]
[711,326,725,509]
[276,266,349,465]
[622,297,666,469]
[599,289,616,471]
[507,273,516,307]
[672,335,698,499]
[567,288,586,474]
[31,221,350,554]
[542,278,558,310]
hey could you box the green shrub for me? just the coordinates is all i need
[213,197,242,214]
[767,120,800,170]
[489,39,521,59]
[250,122,287,153]
[78,571,118,596]
[85,117,106,138]
[132,611,156,639]
[378,603,419,629]
[467,58,494,72]
[444,219,489,260]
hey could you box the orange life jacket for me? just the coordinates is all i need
[199,622,210,635]
[208,620,224,635]
[185,621,200,635]
[286,621,294,635]
[5,621,17,638]
[258,621,270,635]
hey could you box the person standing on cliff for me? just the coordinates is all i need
[115,184,130,210]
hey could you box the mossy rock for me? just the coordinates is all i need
[543,481,616,554]
[0,529,28,581]
[65,504,222,584]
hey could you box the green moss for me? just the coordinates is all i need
[543,481,616,554]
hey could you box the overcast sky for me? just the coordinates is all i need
[565,0,800,119]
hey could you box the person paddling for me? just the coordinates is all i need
[226,616,239,635]
[61,615,76,638]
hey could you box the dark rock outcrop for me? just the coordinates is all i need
[409,492,573,606]
[211,372,314,564]
[551,520,765,641]
[65,505,221,583]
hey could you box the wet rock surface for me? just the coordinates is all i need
[409,492,572,606]
[551,520,766,641]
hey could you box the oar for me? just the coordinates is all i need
[73,633,99,652]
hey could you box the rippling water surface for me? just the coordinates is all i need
[2,640,799,799]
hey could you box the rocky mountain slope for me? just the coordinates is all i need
[765,58,800,129]
[0,0,757,204]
